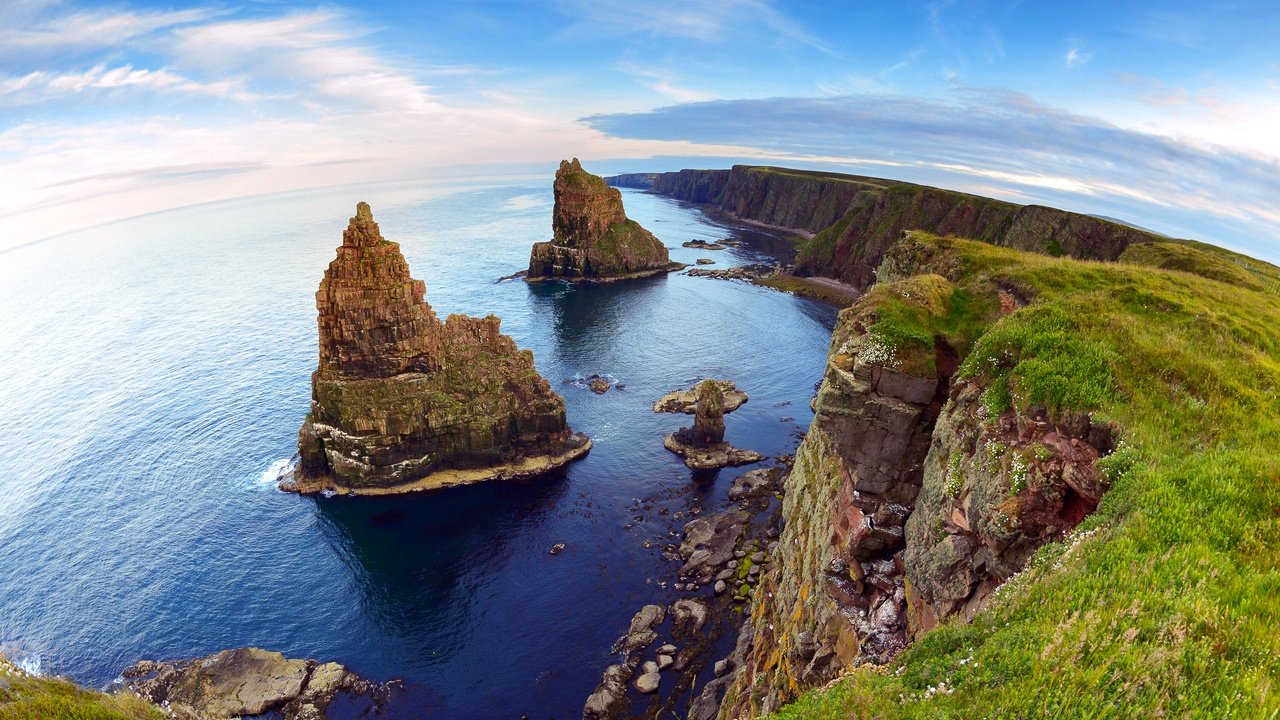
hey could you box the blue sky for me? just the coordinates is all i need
[2,1,1278,261]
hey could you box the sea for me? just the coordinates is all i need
[0,176,837,718]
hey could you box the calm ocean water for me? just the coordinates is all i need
[0,177,836,718]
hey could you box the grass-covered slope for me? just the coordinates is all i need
[769,234,1280,718]
[0,658,160,720]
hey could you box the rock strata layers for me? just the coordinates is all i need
[527,159,684,281]
[286,202,589,494]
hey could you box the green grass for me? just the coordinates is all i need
[0,659,160,720]
[770,234,1280,719]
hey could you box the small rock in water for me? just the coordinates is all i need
[635,672,661,694]
[714,659,730,677]
[657,654,674,670]
[696,258,716,265]
[549,543,566,555]
[658,644,677,655]
[589,376,611,394]
[714,580,727,595]
[751,551,766,563]
[734,550,746,559]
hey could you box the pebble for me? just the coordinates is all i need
[714,580,727,595]
[549,543,566,555]
[716,569,734,581]
[734,550,746,559]
[658,644,677,655]
[751,551,766,563]
[714,660,729,677]
[642,660,659,675]
[657,655,674,671]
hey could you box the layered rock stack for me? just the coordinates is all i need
[690,380,726,445]
[527,159,684,281]
[659,380,763,470]
[285,202,590,494]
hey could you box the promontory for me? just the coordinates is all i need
[526,158,684,281]
[282,202,590,495]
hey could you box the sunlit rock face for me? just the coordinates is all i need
[290,202,588,494]
[527,159,683,281]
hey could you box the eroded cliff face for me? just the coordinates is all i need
[290,203,588,493]
[528,159,681,281]
[626,166,1164,289]
[717,240,1112,718]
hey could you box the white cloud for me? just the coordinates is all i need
[1065,46,1092,69]
[554,0,836,56]
[0,64,253,105]
[0,6,214,50]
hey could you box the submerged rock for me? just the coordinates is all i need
[583,663,633,719]
[123,647,379,720]
[285,202,590,495]
[527,159,685,282]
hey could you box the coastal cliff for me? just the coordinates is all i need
[710,232,1280,718]
[615,166,1164,288]
[528,159,684,281]
[287,202,589,494]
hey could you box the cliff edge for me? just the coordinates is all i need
[711,232,1280,718]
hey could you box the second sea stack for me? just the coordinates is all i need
[285,202,590,495]
[527,158,684,281]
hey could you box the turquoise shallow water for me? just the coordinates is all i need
[0,178,836,718]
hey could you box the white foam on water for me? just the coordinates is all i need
[11,651,41,676]
[257,457,293,485]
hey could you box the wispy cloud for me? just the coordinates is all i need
[1065,44,1092,69]
[0,64,253,105]
[554,0,837,56]
[0,6,214,51]
[616,61,711,103]
[583,90,1280,260]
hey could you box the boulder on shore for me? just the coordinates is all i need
[123,647,378,720]
[284,202,590,495]
[527,159,685,282]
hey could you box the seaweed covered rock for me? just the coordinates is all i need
[286,202,589,494]
[527,159,684,281]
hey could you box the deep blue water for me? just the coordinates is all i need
[0,178,835,718]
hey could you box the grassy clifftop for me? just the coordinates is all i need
[768,233,1280,718]
[0,657,160,720]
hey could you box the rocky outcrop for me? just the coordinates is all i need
[663,381,763,470]
[618,165,1166,289]
[123,647,385,720]
[716,237,1114,718]
[286,202,589,495]
[653,380,747,414]
[904,388,1112,630]
[527,159,684,282]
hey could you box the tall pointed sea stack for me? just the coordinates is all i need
[527,159,685,281]
[285,202,590,494]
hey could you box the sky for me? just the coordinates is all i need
[2,0,1278,261]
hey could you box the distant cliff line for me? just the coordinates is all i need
[608,166,1168,288]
